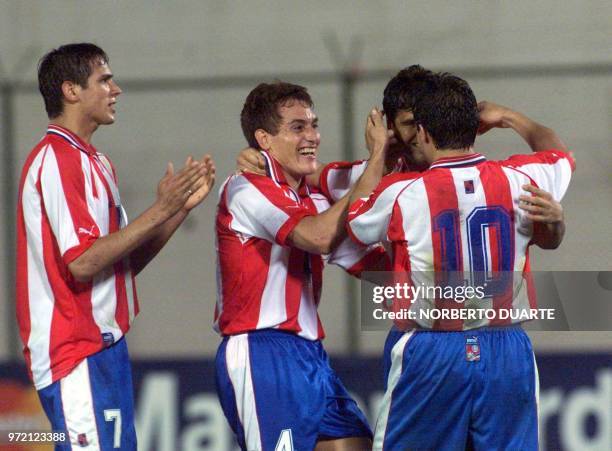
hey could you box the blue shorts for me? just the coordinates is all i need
[375,327,538,451]
[216,330,372,451]
[382,326,404,390]
[38,338,136,450]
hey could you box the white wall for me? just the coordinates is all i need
[1,0,610,358]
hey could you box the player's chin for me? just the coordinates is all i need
[99,114,116,125]
[297,156,318,174]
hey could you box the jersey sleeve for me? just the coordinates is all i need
[326,238,389,277]
[346,172,417,246]
[40,145,101,265]
[500,149,575,201]
[319,160,368,203]
[223,173,314,245]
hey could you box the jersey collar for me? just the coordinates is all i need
[429,153,486,170]
[261,150,310,197]
[46,124,97,156]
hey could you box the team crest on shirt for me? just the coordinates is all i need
[464,180,475,194]
[465,336,480,361]
[77,433,88,446]
[102,332,115,347]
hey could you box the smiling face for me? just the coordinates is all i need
[387,109,428,171]
[258,99,320,188]
[77,59,122,126]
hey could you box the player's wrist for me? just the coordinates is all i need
[148,201,175,225]
[368,146,386,162]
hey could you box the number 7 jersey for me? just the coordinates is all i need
[347,150,575,330]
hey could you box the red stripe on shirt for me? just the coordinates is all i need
[479,164,516,326]
[15,148,41,381]
[52,144,100,265]
[216,188,271,334]
[424,170,464,331]
[388,203,418,331]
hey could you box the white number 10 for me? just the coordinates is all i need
[104,409,122,448]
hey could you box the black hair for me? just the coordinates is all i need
[382,65,435,123]
[412,72,479,150]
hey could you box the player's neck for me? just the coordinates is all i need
[281,169,302,190]
[431,147,475,162]
[50,114,98,144]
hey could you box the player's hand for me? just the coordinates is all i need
[236,147,266,175]
[519,184,563,224]
[365,107,395,159]
[477,101,514,135]
[155,156,206,219]
[184,155,216,211]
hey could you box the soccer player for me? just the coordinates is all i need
[16,43,215,450]
[347,71,574,450]
[215,82,379,451]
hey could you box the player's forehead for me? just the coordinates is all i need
[278,99,317,125]
[88,58,113,80]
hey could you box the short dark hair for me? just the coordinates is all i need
[412,72,479,150]
[382,65,435,123]
[240,81,313,149]
[38,43,108,119]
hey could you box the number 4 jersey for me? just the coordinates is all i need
[346,150,575,330]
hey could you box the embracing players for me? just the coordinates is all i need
[237,66,569,450]
[348,70,574,450]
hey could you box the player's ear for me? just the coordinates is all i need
[61,81,80,104]
[416,123,426,141]
[254,129,271,151]
[417,124,432,144]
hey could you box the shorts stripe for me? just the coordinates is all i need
[226,334,263,450]
[373,330,414,450]
[60,358,101,449]
[533,352,540,444]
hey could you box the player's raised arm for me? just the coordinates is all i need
[477,101,572,249]
[288,192,352,254]
[477,101,568,153]
[349,108,394,205]
[283,110,394,255]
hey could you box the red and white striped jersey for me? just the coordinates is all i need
[16,124,138,389]
[347,150,575,330]
[215,151,384,340]
[320,159,369,203]
[320,157,412,203]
